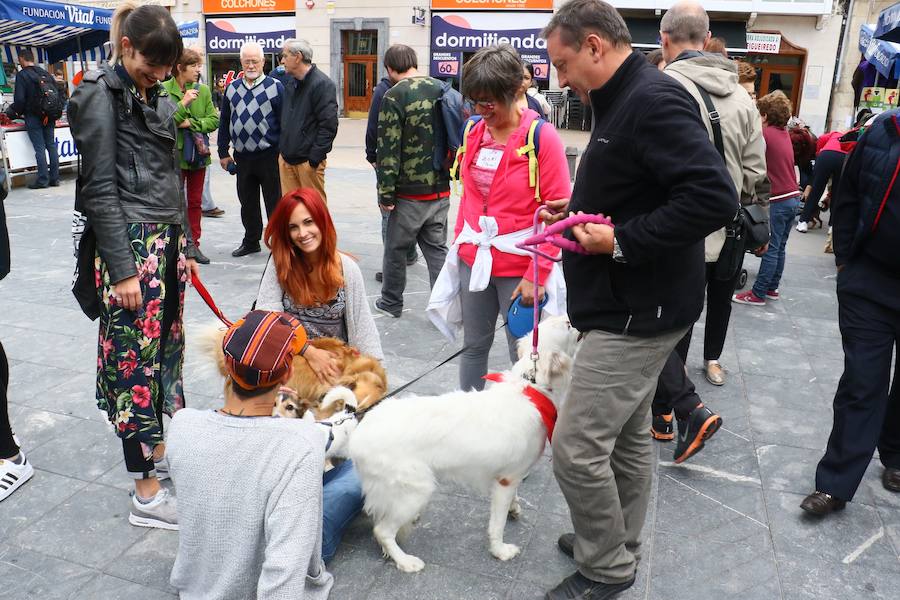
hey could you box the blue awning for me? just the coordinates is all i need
[178,21,199,40]
[876,1,900,43]
[863,35,900,79]
[861,23,875,53]
[0,0,111,63]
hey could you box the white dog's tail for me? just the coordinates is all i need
[322,385,359,412]
[194,324,228,376]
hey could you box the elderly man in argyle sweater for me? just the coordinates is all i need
[218,41,284,258]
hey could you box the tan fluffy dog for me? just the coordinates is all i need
[200,327,387,418]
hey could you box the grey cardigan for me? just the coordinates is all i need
[256,253,384,360]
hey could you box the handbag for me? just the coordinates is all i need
[739,202,770,250]
[182,131,210,168]
[71,156,101,320]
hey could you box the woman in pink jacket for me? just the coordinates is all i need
[429,45,571,391]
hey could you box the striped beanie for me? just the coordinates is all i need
[223,310,308,391]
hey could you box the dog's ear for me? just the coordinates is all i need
[548,350,572,377]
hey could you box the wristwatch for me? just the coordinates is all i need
[612,235,626,263]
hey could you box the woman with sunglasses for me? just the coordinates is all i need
[429,45,571,391]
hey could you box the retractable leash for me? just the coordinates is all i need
[515,207,615,380]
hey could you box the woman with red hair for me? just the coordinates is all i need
[256,188,383,381]
[255,188,380,563]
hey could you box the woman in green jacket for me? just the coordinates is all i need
[163,49,219,264]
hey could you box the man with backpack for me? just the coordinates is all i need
[374,49,455,318]
[5,49,61,189]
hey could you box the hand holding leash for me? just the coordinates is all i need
[518,211,615,257]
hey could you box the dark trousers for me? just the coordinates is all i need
[815,259,900,501]
[24,115,59,186]
[236,151,282,244]
[652,261,741,419]
[380,197,449,311]
[801,150,845,224]
[0,340,18,459]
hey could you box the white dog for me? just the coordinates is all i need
[348,316,579,572]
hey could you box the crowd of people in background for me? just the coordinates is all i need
[0,0,898,599]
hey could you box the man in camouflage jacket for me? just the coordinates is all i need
[374,60,450,318]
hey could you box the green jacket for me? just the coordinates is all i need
[161,78,219,170]
[375,76,450,204]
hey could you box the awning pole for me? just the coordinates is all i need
[77,35,85,72]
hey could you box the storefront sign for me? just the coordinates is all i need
[0,0,112,30]
[746,32,781,54]
[205,16,296,54]
[203,0,296,14]
[430,13,550,80]
[4,125,78,172]
[431,0,552,10]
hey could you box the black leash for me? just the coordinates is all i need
[354,320,508,419]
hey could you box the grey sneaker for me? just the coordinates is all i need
[129,488,178,530]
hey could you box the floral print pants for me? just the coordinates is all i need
[96,223,187,455]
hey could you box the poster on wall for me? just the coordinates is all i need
[430,12,551,81]
[205,16,296,55]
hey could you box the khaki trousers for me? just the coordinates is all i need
[279,155,327,202]
[552,326,688,583]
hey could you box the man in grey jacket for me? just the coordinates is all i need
[650,0,769,463]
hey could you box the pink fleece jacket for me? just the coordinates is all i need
[455,110,571,285]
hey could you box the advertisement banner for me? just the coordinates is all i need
[4,125,78,171]
[431,0,552,10]
[203,0,296,14]
[430,13,551,80]
[205,16,296,54]
[746,32,781,54]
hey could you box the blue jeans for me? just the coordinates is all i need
[322,459,364,563]
[752,195,800,298]
[24,115,59,186]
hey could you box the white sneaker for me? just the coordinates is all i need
[129,487,179,530]
[796,221,808,233]
[0,451,34,502]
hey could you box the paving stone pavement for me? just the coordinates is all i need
[2,119,899,599]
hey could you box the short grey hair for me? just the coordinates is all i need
[660,1,709,46]
[283,38,313,64]
[462,44,524,106]
[239,41,264,60]
[541,0,631,49]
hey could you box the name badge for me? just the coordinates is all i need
[475,148,504,170]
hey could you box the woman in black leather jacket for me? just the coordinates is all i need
[68,1,197,529]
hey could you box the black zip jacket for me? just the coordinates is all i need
[279,65,339,167]
[68,64,194,284]
[6,65,51,119]
[564,51,735,336]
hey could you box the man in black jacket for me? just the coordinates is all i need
[541,2,735,598]
[5,49,59,189]
[801,110,900,517]
[366,45,418,283]
[279,39,339,202]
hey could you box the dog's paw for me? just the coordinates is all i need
[394,555,425,573]
[490,543,520,561]
[508,499,522,520]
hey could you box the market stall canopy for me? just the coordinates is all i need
[0,0,112,63]
[178,21,200,40]
[875,1,900,44]
[864,32,900,79]
[861,23,875,53]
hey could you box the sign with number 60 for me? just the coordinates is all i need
[437,61,459,75]
[531,63,548,78]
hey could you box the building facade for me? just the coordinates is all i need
[168,0,843,131]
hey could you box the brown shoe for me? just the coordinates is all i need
[202,207,225,218]
[705,361,725,386]
[883,468,900,493]
[800,491,846,516]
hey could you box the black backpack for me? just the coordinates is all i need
[30,69,64,122]
[432,79,468,172]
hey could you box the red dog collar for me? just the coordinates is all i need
[483,373,557,442]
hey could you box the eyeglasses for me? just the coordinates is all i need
[241,59,262,66]
[469,99,496,110]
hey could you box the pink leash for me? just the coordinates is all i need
[516,208,614,368]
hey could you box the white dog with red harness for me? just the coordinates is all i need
[347,316,579,572]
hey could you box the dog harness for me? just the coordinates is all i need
[483,373,557,442]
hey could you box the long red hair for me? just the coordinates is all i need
[264,189,342,306]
